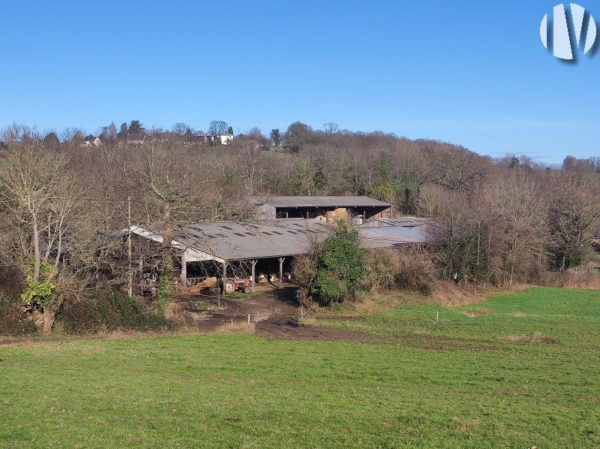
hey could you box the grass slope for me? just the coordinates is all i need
[1,287,599,448]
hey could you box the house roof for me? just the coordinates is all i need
[261,196,390,209]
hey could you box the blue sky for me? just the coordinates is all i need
[1,1,598,164]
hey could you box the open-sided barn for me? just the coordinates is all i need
[128,215,433,294]
[255,196,392,220]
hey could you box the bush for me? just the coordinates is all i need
[308,224,368,306]
[366,249,400,291]
[366,247,437,295]
[0,264,25,302]
[58,289,175,335]
[0,297,37,335]
[395,248,437,295]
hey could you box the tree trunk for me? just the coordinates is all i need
[161,200,173,273]
[32,215,41,283]
[55,233,63,270]
[42,307,55,333]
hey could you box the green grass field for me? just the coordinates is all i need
[1,287,599,448]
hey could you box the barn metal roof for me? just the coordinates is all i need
[131,219,335,262]
[359,217,430,228]
[359,225,432,249]
[130,216,433,262]
[261,196,390,208]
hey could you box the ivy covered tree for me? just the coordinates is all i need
[309,223,368,305]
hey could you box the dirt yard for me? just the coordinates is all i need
[176,285,299,332]
[177,286,497,350]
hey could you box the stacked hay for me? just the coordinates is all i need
[325,208,348,224]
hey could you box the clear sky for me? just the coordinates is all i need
[1,1,598,164]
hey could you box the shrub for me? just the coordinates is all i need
[366,249,400,291]
[395,248,437,295]
[0,297,37,335]
[308,223,368,306]
[366,247,437,295]
[58,289,174,335]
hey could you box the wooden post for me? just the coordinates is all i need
[221,261,228,296]
[250,259,258,292]
[180,251,188,285]
[278,257,285,287]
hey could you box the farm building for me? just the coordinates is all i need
[130,219,333,293]
[255,196,392,220]
[128,216,432,295]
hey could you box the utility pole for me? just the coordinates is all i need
[127,196,133,297]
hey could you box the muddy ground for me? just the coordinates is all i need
[176,286,299,332]
[179,286,496,350]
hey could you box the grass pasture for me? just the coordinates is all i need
[1,287,599,448]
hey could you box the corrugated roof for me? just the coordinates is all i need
[359,217,431,228]
[359,225,432,249]
[133,219,334,261]
[262,196,390,208]
[130,216,434,261]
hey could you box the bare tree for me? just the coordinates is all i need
[208,120,229,136]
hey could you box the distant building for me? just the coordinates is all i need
[255,196,393,220]
[83,137,102,147]
[191,133,234,145]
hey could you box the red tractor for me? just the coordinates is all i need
[223,277,250,294]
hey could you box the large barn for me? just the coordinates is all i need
[128,214,432,294]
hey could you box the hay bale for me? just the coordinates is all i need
[198,277,217,288]
[333,207,347,218]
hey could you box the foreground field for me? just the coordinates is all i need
[1,287,599,448]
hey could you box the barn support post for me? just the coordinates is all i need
[221,261,228,296]
[277,257,285,287]
[180,252,188,285]
[250,259,258,292]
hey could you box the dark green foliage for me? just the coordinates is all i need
[399,169,417,214]
[128,120,144,137]
[158,276,174,312]
[43,132,59,147]
[309,224,368,305]
[270,128,281,146]
[58,289,173,334]
[377,152,390,184]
